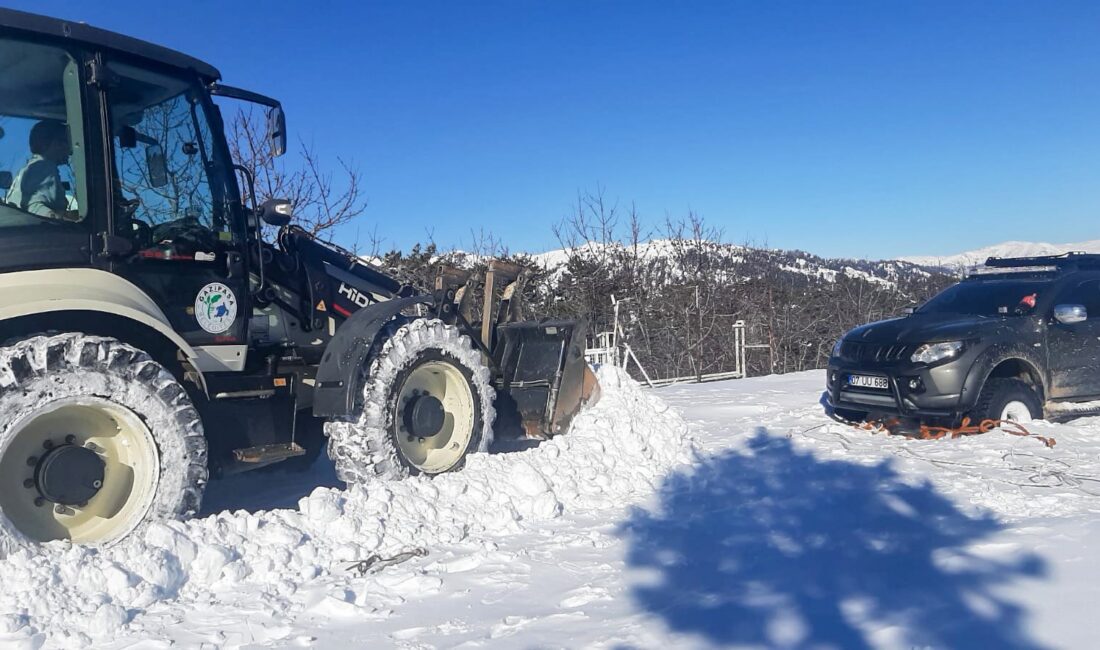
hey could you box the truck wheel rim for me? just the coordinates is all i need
[0,397,160,544]
[1000,400,1033,423]
[394,360,475,474]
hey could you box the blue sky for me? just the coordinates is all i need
[11,1,1100,259]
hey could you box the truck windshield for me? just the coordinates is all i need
[918,278,1052,317]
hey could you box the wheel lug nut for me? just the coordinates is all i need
[65,435,75,444]
[42,440,53,450]
[33,497,44,507]
[92,480,103,489]
[22,479,33,489]
[26,456,37,467]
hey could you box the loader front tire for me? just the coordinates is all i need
[0,334,207,553]
[325,319,495,483]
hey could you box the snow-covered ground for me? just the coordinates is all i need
[3,369,1100,648]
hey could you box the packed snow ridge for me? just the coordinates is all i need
[0,367,693,649]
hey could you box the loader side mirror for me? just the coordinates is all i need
[267,106,286,157]
[145,143,168,188]
[260,198,293,227]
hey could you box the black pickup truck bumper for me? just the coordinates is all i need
[825,359,973,419]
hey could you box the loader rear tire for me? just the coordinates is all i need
[324,319,495,483]
[0,334,207,553]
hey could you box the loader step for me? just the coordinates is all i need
[231,442,306,464]
[214,388,277,400]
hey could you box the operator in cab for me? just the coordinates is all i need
[6,120,78,221]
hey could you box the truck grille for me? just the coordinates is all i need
[839,341,914,364]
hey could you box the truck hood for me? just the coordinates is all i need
[844,313,1016,345]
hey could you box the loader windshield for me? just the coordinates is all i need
[106,62,238,256]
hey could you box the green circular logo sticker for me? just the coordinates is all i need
[195,282,237,334]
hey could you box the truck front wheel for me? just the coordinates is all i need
[969,378,1042,424]
[0,334,207,552]
[325,319,495,483]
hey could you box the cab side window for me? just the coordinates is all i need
[106,62,234,258]
[0,38,89,228]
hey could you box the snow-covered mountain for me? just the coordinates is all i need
[523,240,942,289]
[399,239,956,291]
[900,240,1100,270]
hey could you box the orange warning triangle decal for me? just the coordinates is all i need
[316,300,327,311]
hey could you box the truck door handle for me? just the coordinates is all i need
[226,251,244,279]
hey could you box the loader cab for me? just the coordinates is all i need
[0,9,288,371]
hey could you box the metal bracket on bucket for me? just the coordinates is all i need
[493,319,601,438]
[432,262,601,439]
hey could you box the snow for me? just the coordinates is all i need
[901,239,1100,269]
[4,369,1100,648]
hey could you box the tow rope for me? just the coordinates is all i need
[345,547,429,576]
[856,416,1057,449]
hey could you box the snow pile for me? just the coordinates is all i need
[0,366,691,649]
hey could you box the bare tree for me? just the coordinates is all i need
[227,107,368,238]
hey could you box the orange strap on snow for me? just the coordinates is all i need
[858,416,1056,448]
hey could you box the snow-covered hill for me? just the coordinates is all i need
[522,240,941,289]
[900,240,1100,270]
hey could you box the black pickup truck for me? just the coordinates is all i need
[826,253,1100,426]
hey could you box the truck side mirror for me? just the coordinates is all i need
[260,198,293,227]
[145,143,168,188]
[1054,304,1087,325]
[267,106,287,157]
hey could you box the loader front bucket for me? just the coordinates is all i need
[493,319,601,439]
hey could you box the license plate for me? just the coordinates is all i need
[848,374,889,390]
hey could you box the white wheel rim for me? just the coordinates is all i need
[394,360,476,474]
[1000,400,1034,423]
[0,396,160,544]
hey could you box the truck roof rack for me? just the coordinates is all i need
[984,252,1100,270]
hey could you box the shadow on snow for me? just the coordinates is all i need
[619,430,1048,649]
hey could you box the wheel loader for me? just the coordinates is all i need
[0,8,598,550]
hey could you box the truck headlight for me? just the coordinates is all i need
[910,341,964,364]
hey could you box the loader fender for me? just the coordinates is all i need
[0,268,201,367]
[313,294,434,418]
